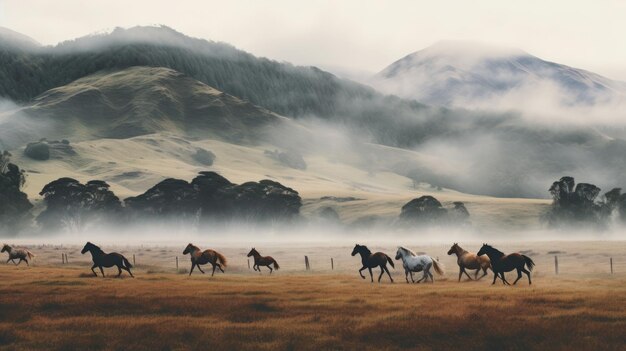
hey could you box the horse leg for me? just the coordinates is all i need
[268,265,273,275]
[189,262,196,276]
[378,267,385,283]
[513,268,523,285]
[197,265,206,274]
[410,271,415,283]
[500,272,510,285]
[358,266,367,279]
[428,270,434,283]
[521,267,532,285]
[16,258,22,266]
[463,268,473,281]
[405,268,410,283]
[368,267,373,283]
[492,271,498,285]
[99,266,105,278]
[125,266,134,278]
[384,265,394,283]
[211,263,217,277]
[117,266,122,277]
[458,267,463,282]
[479,267,488,280]
[217,263,225,273]
[91,264,98,277]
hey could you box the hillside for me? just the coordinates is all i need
[0,66,288,148]
[371,40,626,107]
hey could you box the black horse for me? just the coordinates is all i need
[351,244,394,283]
[477,244,534,285]
[81,242,134,278]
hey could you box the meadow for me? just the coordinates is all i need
[0,241,625,350]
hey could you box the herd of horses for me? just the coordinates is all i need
[1,242,535,285]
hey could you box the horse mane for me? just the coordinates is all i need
[399,246,416,256]
[357,245,372,255]
[454,244,468,254]
[484,244,504,258]
[88,243,104,254]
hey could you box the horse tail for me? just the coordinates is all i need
[27,251,35,259]
[215,252,228,268]
[522,255,535,271]
[273,260,280,270]
[386,255,395,268]
[122,256,133,269]
[431,257,445,275]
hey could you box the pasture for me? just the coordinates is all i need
[0,241,625,350]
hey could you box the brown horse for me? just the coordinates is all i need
[447,243,491,281]
[183,243,227,276]
[81,242,134,278]
[351,244,394,283]
[477,244,535,285]
[247,248,280,274]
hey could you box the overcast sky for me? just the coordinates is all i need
[1,0,625,80]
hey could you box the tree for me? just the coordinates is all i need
[0,151,32,234]
[37,178,122,232]
[545,176,607,228]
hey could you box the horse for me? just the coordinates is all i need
[394,246,444,283]
[447,243,491,281]
[183,243,227,276]
[247,248,280,274]
[351,244,395,283]
[2,244,35,266]
[477,244,535,285]
[81,242,134,278]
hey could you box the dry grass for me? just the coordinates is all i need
[0,264,625,351]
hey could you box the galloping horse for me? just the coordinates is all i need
[477,244,534,285]
[447,243,491,281]
[2,244,35,266]
[81,242,134,278]
[395,246,444,283]
[351,244,395,283]
[247,248,280,274]
[183,243,227,276]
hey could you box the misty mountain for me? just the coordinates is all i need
[0,27,41,50]
[371,40,626,107]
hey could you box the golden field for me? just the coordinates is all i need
[0,242,625,350]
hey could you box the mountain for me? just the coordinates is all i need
[371,40,626,107]
[0,27,41,50]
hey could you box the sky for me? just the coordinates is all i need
[1,0,625,80]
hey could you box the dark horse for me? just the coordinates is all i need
[81,242,134,278]
[351,244,394,283]
[183,243,228,276]
[247,248,280,274]
[477,244,534,285]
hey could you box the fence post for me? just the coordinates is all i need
[248,259,250,269]
[133,254,136,266]
[176,256,179,271]
[554,255,558,275]
[610,258,613,274]
[65,253,68,264]
[61,253,65,264]
[305,256,310,271]
[331,258,334,270]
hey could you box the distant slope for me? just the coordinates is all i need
[0,26,41,49]
[1,66,285,146]
[371,40,626,107]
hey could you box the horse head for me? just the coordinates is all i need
[183,243,195,255]
[1,244,8,253]
[395,247,403,260]
[351,244,361,257]
[477,243,489,256]
[447,243,459,255]
[81,242,94,254]
[247,248,258,257]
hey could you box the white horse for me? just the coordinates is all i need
[395,246,444,283]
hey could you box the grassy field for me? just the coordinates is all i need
[0,246,625,351]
